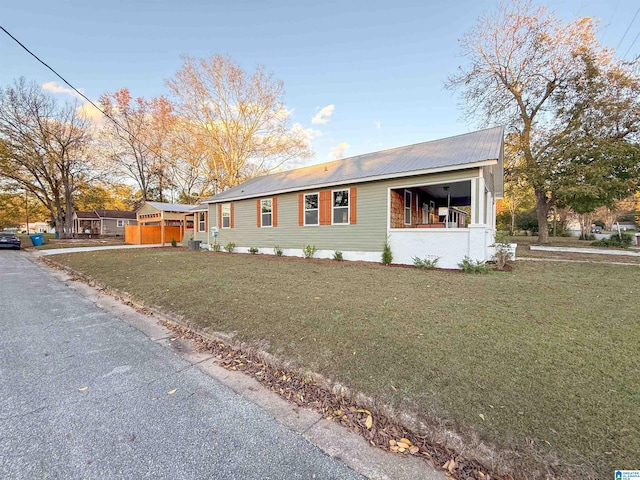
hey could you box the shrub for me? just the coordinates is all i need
[412,255,439,269]
[273,245,283,256]
[248,247,259,254]
[224,242,236,253]
[333,250,343,261]
[580,233,596,241]
[170,237,177,248]
[212,243,221,252]
[591,233,633,248]
[302,245,317,258]
[381,235,393,265]
[458,256,491,274]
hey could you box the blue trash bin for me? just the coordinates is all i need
[30,233,44,246]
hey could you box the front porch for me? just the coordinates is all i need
[387,178,496,268]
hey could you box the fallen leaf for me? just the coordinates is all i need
[448,459,456,472]
[409,446,419,454]
[397,441,410,449]
[365,415,373,429]
[389,439,397,446]
[479,413,485,421]
[400,437,412,445]
[79,386,88,391]
[168,388,177,395]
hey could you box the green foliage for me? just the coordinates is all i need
[381,235,393,265]
[333,250,343,261]
[580,233,596,241]
[224,242,235,253]
[591,233,633,248]
[302,244,317,258]
[273,245,283,256]
[170,237,177,248]
[212,243,221,252]
[248,247,258,254]
[458,256,491,274]
[412,255,439,269]
[516,209,538,235]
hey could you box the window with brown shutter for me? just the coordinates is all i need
[218,204,222,229]
[272,197,278,227]
[320,190,331,225]
[230,203,234,228]
[349,187,357,224]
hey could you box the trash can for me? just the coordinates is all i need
[30,233,44,247]
[635,233,640,246]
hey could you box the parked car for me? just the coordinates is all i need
[0,232,21,249]
[591,226,602,234]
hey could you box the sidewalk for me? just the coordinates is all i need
[34,244,171,256]
[529,245,640,257]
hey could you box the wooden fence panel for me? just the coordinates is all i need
[125,225,184,245]
[125,225,139,244]
[164,226,183,243]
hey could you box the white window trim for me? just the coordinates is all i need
[304,192,320,226]
[221,204,231,229]
[197,212,206,232]
[116,219,124,227]
[261,198,273,228]
[404,190,412,225]
[331,188,350,225]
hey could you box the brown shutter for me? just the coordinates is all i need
[320,190,331,225]
[230,203,234,228]
[298,194,304,226]
[256,199,261,227]
[217,204,222,229]
[349,187,357,224]
[272,197,278,227]
[205,211,208,232]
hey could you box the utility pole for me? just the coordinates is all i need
[24,190,29,234]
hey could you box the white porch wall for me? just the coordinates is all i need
[388,228,484,269]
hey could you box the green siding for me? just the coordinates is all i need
[210,168,479,252]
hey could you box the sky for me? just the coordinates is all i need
[2,0,639,167]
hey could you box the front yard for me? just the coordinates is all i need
[50,249,639,479]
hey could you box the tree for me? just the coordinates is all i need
[0,78,93,237]
[446,0,640,243]
[99,89,172,202]
[166,55,312,191]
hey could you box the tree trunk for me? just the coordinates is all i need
[535,192,551,244]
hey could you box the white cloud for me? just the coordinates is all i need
[330,142,349,160]
[311,104,335,125]
[291,122,323,140]
[42,81,84,99]
[374,121,382,130]
[77,102,103,122]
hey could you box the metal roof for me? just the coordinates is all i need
[143,202,195,213]
[205,126,504,203]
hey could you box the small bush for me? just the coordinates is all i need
[212,243,221,252]
[381,235,393,265]
[273,245,283,256]
[303,245,317,258]
[248,247,259,254]
[591,233,633,248]
[170,237,177,248]
[333,250,343,261]
[412,255,439,269]
[458,256,491,274]
[580,233,596,241]
[224,242,236,253]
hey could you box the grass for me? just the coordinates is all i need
[50,249,639,478]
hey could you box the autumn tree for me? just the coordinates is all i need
[166,55,312,191]
[0,78,93,237]
[99,89,173,202]
[447,0,640,243]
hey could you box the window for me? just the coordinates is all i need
[222,204,230,228]
[116,219,124,227]
[332,189,349,224]
[197,212,206,232]
[404,190,412,225]
[261,199,272,227]
[304,193,319,225]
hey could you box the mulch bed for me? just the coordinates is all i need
[162,321,514,480]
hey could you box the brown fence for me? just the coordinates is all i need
[125,225,184,245]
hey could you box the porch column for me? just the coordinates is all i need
[478,177,486,225]
[161,212,165,245]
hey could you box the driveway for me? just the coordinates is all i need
[0,250,365,479]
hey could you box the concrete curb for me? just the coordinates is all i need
[31,252,445,480]
[529,245,640,257]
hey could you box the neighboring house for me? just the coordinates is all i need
[19,222,55,234]
[129,201,194,245]
[202,127,505,269]
[72,209,137,237]
[182,203,209,246]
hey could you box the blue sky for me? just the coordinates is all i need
[2,0,639,165]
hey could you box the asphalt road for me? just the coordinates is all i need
[0,250,364,480]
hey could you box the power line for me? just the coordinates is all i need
[623,29,640,59]
[615,6,640,52]
[0,25,190,187]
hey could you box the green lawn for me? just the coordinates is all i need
[50,249,639,478]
